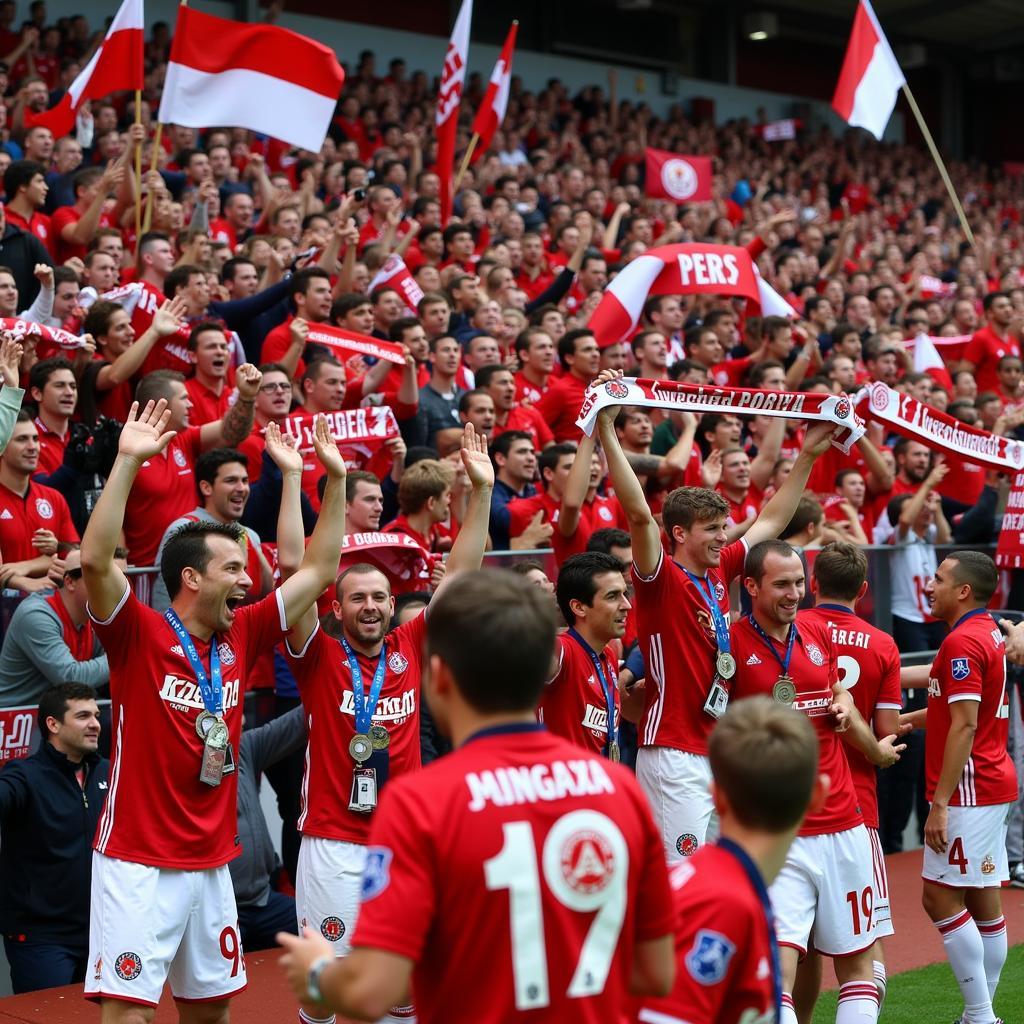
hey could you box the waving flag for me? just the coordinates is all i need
[435,0,473,223]
[644,149,712,202]
[832,0,905,139]
[469,21,517,163]
[26,0,143,138]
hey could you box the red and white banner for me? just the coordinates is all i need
[0,705,36,763]
[158,7,344,152]
[904,332,970,364]
[339,532,439,595]
[759,119,801,142]
[368,255,424,317]
[26,0,143,138]
[305,323,407,366]
[435,0,473,223]
[996,471,1024,569]
[918,274,956,299]
[909,330,953,391]
[577,377,865,454]
[856,382,1024,473]
[644,149,712,203]
[832,0,905,140]
[0,317,89,350]
[588,243,792,349]
[470,21,517,162]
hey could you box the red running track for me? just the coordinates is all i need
[0,852,1021,1022]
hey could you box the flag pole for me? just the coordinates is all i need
[133,89,143,249]
[900,83,974,248]
[452,132,479,194]
[143,121,162,234]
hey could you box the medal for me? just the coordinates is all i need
[195,710,217,739]
[772,676,797,705]
[349,733,373,763]
[716,651,737,680]
[679,565,734,698]
[199,716,230,787]
[369,724,390,750]
[608,740,621,763]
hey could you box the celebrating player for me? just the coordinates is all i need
[80,402,349,1021]
[595,367,838,860]
[638,696,822,1024]
[277,568,675,1023]
[276,421,493,1024]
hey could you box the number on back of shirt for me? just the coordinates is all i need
[484,809,629,1010]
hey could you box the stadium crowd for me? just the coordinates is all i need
[0,4,1020,1024]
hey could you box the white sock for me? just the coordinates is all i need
[873,960,887,1007]
[836,980,879,1023]
[935,910,994,1023]
[781,992,798,1024]
[975,916,1007,1002]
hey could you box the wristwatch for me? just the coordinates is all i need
[306,954,333,1004]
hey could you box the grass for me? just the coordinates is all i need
[812,944,1023,1022]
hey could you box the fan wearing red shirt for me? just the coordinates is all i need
[534,329,601,443]
[638,696,822,1024]
[544,552,629,757]
[27,357,76,475]
[731,540,903,1024]
[260,268,335,380]
[717,446,771,528]
[596,366,840,863]
[477,364,554,450]
[51,159,130,265]
[278,423,494,1024]
[914,552,1016,1024]
[960,292,1021,396]
[513,326,556,405]
[276,569,675,1024]
[515,231,556,301]
[386,458,455,554]
[184,323,236,426]
[3,159,54,255]
[80,404,349,1015]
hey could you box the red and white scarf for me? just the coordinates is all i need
[305,322,406,366]
[0,317,89,350]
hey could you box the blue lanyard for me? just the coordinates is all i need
[717,838,782,1019]
[340,637,388,735]
[748,615,797,677]
[678,564,731,658]
[165,609,221,715]
[566,628,617,750]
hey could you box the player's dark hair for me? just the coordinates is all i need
[475,363,512,390]
[38,682,97,739]
[490,430,534,467]
[556,552,626,625]
[135,369,185,406]
[187,320,225,352]
[195,448,247,491]
[161,520,246,601]
[709,696,820,832]
[538,442,576,486]
[29,356,74,393]
[945,550,999,606]
[587,528,632,559]
[427,569,555,713]
[345,470,380,504]
[558,329,594,371]
[388,316,420,343]
[744,539,801,583]
[812,541,868,602]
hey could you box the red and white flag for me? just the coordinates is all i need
[759,118,800,142]
[832,0,905,140]
[910,330,953,391]
[644,149,712,203]
[26,0,143,138]
[435,0,473,224]
[159,7,344,153]
[470,21,517,163]
[368,254,424,316]
[304,323,407,366]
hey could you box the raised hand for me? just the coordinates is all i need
[311,413,347,480]
[118,399,175,461]
[33,263,54,290]
[235,363,263,402]
[151,296,189,336]
[460,422,494,489]
[264,420,304,475]
[800,421,840,458]
[289,317,309,350]
[0,334,23,388]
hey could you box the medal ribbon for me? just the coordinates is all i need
[679,565,731,664]
[747,615,797,678]
[566,628,617,755]
[341,638,388,735]
[165,609,222,715]
[717,837,783,1020]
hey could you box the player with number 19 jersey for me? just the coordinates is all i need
[352,724,674,1024]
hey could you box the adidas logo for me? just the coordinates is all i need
[170,644,185,657]
[746,653,762,665]
[0,509,11,520]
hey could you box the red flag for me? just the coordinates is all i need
[644,149,712,203]
[26,0,143,138]
[435,0,473,224]
[469,21,517,164]
[368,254,424,316]
[302,322,407,366]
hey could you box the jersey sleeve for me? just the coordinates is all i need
[877,643,903,710]
[720,538,747,584]
[235,589,291,661]
[506,495,541,539]
[88,583,147,672]
[532,408,555,447]
[940,635,985,703]
[962,332,986,366]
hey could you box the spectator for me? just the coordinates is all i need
[534,328,601,442]
[28,356,76,473]
[418,334,465,447]
[488,429,541,551]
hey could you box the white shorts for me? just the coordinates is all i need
[922,803,1012,889]
[770,826,876,958]
[85,852,246,1006]
[296,836,415,1022]
[636,746,713,863]
[868,826,894,939]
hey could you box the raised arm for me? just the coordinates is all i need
[439,423,493,581]
[749,415,784,491]
[81,400,176,618]
[96,297,188,389]
[199,363,261,449]
[898,462,946,539]
[559,431,595,538]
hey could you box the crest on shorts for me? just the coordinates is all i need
[981,855,996,875]
[114,952,143,981]
[320,916,346,941]
[951,657,970,681]
[361,846,393,901]
[93,957,102,981]
[35,497,53,519]
[388,651,409,673]
[685,929,736,985]
[217,642,236,666]
[676,833,699,857]
[604,380,630,399]
[806,643,825,667]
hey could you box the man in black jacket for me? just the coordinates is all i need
[0,204,52,309]
[0,682,108,992]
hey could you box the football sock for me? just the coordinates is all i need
[975,916,1007,1002]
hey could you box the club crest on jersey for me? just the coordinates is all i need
[951,658,970,681]
[320,916,346,941]
[598,505,614,522]
[559,828,616,895]
[361,846,393,901]
[676,833,699,857]
[686,929,736,985]
[114,952,142,981]
[806,643,825,667]
[388,651,409,673]
[713,580,726,601]
[34,497,53,519]
[217,642,236,666]
[173,448,187,468]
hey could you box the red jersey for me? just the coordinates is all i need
[123,426,203,567]
[925,609,1016,806]
[33,416,68,476]
[0,478,78,561]
[514,371,548,406]
[639,842,777,1024]
[534,373,590,442]
[730,614,862,835]
[797,606,902,829]
[385,514,452,554]
[711,357,753,388]
[5,207,54,255]
[260,316,305,376]
[507,490,626,566]
[541,631,620,755]
[718,484,762,527]
[492,404,555,451]
[964,325,1020,395]
[352,725,674,1024]
[50,205,115,264]
[184,376,233,426]
[632,540,747,756]
[91,587,289,869]
[515,266,557,302]
[285,614,426,845]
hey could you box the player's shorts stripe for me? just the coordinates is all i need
[96,706,124,853]
[638,1009,691,1024]
[869,828,888,898]
[296,713,313,832]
